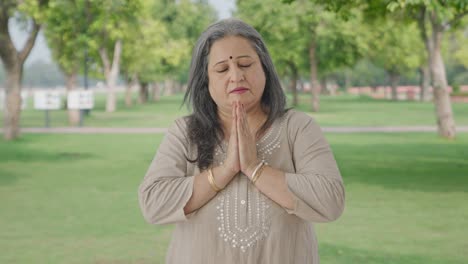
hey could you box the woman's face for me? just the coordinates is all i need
[207,35,266,113]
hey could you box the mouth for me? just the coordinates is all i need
[230,87,249,94]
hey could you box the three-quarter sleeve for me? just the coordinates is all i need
[284,112,345,223]
[138,118,195,225]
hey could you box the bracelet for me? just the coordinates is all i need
[208,168,222,192]
[252,163,266,184]
[250,161,264,180]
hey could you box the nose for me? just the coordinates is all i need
[229,66,244,83]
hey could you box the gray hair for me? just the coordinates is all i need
[183,18,287,170]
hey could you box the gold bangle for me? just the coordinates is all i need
[250,161,264,180]
[252,163,266,184]
[208,168,222,192]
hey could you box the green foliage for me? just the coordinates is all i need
[44,0,87,75]
[237,0,367,81]
[121,0,216,83]
[366,19,423,77]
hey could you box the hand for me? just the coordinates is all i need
[222,101,240,177]
[237,103,260,178]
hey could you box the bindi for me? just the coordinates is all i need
[229,56,232,59]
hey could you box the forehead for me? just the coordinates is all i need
[208,36,259,64]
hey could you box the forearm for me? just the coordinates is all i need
[250,165,296,210]
[183,165,236,215]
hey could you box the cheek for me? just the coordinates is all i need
[208,78,226,104]
[251,68,266,94]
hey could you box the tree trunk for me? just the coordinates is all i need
[125,74,137,107]
[3,66,22,139]
[99,39,122,113]
[430,27,456,139]
[389,71,400,101]
[418,8,455,138]
[0,15,40,140]
[309,39,320,112]
[139,82,149,104]
[174,81,182,93]
[152,82,160,102]
[288,62,298,107]
[65,72,80,126]
[164,79,174,96]
[320,77,327,95]
[124,83,133,108]
[344,69,351,91]
[418,64,431,101]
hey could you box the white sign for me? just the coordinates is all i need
[68,90,94,109]
[21,91,28,109]
[34,90,62,110]
[0,90,29,111]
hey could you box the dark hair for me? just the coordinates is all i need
[183,18,286,170]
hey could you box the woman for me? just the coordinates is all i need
[138,18,345,264]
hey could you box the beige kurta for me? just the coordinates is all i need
[138,109,345,264]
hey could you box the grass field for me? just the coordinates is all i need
[1,132,467,263]
[3,92,468,128]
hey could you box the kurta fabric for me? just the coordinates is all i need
[138,109,345,264]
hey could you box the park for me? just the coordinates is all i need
[1,0,468,263]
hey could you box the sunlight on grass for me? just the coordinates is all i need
[1,133,467,263]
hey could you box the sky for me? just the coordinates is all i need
[9,0,235,66]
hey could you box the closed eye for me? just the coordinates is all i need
[239,63,253,68]
[216,68,228,73]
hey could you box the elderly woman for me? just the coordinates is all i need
[138,18,345,263]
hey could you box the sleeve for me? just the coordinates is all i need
[284,112,345,223]
[138,118,195,225]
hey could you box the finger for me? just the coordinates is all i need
[240,104,249,136]
[231,102,237,142]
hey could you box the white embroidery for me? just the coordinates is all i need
[214,115,286,252]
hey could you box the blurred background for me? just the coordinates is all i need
[1,0,467,263]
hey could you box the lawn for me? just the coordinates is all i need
[3,92,468,128]
[1,132,467,263]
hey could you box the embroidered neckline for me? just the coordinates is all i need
[213,113,287,252]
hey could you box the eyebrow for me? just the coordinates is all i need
[213,55,253,66]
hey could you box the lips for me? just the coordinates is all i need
[230,87,249,94]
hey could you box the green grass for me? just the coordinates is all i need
[1,133,467,263]
[3,92,468,128]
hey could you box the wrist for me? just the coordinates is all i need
[220,163,238,179]
[244,160,262,179]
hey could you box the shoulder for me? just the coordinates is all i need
[284,109,317,129]
[170,115,190,132]
[166,115,191,142]
[284,109,323,140]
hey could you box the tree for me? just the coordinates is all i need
[385,0,468,138]
[308,0,467,138]
[44,0,88,126]
[340,0,467,137]
[0,0,49,140]
[157,0,217,95]
[366,19,422,100]
[239,0,366,111]
[120,0,216,104]
[86,0,142,113]
[237,0,308,107]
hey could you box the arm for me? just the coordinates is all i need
[138,119,194,225]
[283,113,345,222]
[183,165,234,215]
[138,119,235,225]
[247,113,345,223]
